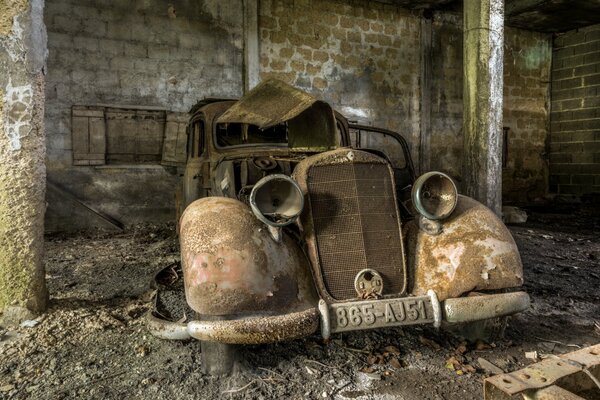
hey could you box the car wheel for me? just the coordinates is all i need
[200,340,238,376]
[446,316,508,343]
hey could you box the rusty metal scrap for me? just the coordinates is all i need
[187,308,319,345]
[484,343,600,399]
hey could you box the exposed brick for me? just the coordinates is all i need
[584,52,600,64]
[549,174,571,184]
[305,63,320,75]
[555,98,582,110]
[558,184,583,194]
[270,31,287,44]
[572,153,594,164]
[558,77,583,90]
[343,30,360,44]
[583,96,600,108]
[312,77,327,90]
[296,48,312,60]
[269,59,287,71]
[552,68,573,80]
[571,131,596,141]
[279,47,293,58]
[261,15,278,29]
[312,50,329,63]
[584,73,600,86]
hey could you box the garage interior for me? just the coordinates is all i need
[0,0,599,398]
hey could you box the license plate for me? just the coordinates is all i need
[329,296,434,333]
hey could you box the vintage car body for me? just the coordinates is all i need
[148,79,529,357]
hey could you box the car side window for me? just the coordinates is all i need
[187,119,205,159]
[349,127,407,169]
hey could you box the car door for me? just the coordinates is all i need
[180,116,209,219]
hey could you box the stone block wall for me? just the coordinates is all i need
[259,0,422,154]
[43,0,555,230]
[502,28,552,203]
[550,24,600,198]
[428,19,551,203]
[44,0,243,231]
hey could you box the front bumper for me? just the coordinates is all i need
[147,291,530,344]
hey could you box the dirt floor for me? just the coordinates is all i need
[1,206,599,399]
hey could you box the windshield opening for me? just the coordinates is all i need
[216,122,288,148]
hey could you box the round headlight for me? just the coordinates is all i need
[249,174,304,227]
[411,171,458,221]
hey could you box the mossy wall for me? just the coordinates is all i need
[0,0,48,323]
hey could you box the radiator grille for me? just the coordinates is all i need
[307,162,405,300]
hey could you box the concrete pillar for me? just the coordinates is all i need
[243,0,260,93]
[419,14,433,175]
[0,0,48,325]
[462,0,504,215]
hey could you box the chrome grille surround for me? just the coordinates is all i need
[293,149,407,302]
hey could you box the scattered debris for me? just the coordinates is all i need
[502,206,528,224]
[418,335,442,351]
[525,350,538,360]
[1,211,597,399]
[477,357,504,375]
[19,319,40,328]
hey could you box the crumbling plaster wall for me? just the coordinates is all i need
[44,0,243,231]
[0,0,48,321]
[259,2,551,204]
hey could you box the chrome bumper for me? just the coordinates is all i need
[317,291,530,340]
[147,291,529,344]
[442,291,531,324]
[146,307,319,345]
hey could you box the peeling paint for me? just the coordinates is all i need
[3,79,33,151]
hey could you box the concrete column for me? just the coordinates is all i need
[243,0,260,93]
[0,0,48,325]
[462,0,504,215]
[419,14,433,175]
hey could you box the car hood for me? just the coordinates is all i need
[216,79,337,152]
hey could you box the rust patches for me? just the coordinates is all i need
[407,196,523,300]
[180,197,318,316]
[187,308,319,344]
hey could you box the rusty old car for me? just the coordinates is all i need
[147,79,530,374]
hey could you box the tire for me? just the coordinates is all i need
[446,317,508,343]
[200,341,238,376]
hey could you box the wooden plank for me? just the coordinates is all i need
[71,116,89,155]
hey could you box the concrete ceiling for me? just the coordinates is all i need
[376,0,600,33]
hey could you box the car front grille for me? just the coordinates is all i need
[307,162,406,300]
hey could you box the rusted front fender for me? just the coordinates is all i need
[406,195,524,301]
[179,197,318,316]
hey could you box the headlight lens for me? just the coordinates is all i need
[411,171,457,220]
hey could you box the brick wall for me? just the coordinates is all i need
[502,28,552,203]
[550,24,600,198]
[428,20,551,203]
[259,0,422,154]
[44,0,244,230]
[260,2,552,204]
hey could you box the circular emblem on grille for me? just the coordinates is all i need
[354,269,383,299]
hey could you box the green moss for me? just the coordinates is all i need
[0,90,35,312]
